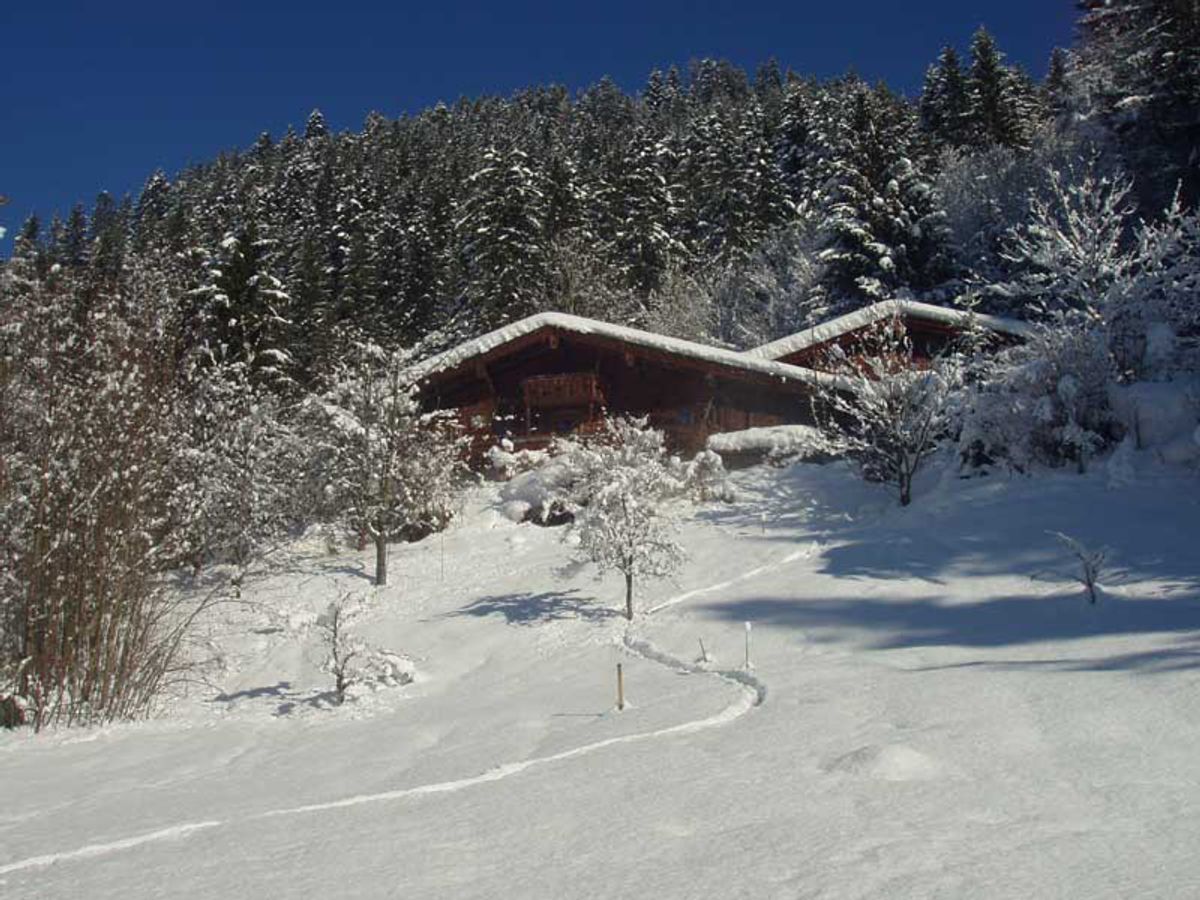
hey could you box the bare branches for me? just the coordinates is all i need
[317,595,361,705]
[311,340,465,587]
[314,592,412,704]
[1051,531,1108,604]
[814,319,962,506]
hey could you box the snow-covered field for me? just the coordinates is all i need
[3,457,1199,899]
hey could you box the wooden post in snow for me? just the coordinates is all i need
[744,621,753,670]
[616,663,625,711]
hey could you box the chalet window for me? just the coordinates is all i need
[521,373,605,409]
[520,373,606,435]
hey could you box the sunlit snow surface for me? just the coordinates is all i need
[3,455,1199,899]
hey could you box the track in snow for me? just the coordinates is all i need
[646,542,820,615]
[1,627,766,880]
[0,823,221,877]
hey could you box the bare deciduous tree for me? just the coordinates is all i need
[312,341,463,587]
[815,319,962,506]
[555,417,687,620]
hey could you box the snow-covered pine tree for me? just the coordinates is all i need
[818,85,948,309]
[774,79,816,206]
[1043,47,1072,121]
[133,171,172,253]
[305,108,329,141]
[88,191,131,281]
[194,217,293,381]
[920,46,973,148]
[967,27,1035,151]
[62,203,90,268]
[602,126,682,296]
[1074,0,1200,209]
[456,145,550,331]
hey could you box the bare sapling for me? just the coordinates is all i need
[313,593,413,704]
[1051,531,1108,604]
[318,594,362,704]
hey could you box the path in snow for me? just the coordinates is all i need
[645,541,821,615]
[622,629,767,706]
[0,823,221,877]
[1,584,774,879]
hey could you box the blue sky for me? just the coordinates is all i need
[1,1,1076,243]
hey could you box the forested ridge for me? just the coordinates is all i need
[8,4,1196,376]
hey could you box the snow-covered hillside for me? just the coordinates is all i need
[2,457,1199,899]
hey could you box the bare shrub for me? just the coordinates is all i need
[1051,531,1108,604]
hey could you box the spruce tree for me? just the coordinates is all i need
[63,204,89,267]
[967,28,1031,150]
[456,145,549,330]
[920,46,972,147]
[305,108,329,141]
[819,86,948,306]
[1044,47,1072,119]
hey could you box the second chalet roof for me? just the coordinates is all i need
[744,299,1034,361]
[412,311,851,389]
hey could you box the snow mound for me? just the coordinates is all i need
[822,744,942,781]
[498,458,574,522]
[1108,382,1197,450]
[707,424,834,460]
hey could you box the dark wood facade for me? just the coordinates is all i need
[420,323,820,461]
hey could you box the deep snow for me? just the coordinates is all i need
[2,455,1199,899]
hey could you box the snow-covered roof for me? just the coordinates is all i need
[413,312,849,390]
[744,299,1033,362]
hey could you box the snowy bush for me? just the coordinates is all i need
[996,158,1200,381]
[497,453,579,524]
[936,142,1048,283]
[707,424,836,466]
[554,417,687,620]
[1112,195,1200,378]
[960,319,1118,473]
[486,439,548,481]
[702,218,830,348]
[1107,381,1199,452]
[172,347,306,572]
[815,320,964,506]
[682,449,731,502]
[0,261,226,729]
[1000,157,1137,323]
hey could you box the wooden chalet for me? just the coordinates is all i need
[745,299,1032,371]
[412,312,842,459]
[414,301,1029,464]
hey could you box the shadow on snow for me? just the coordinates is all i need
[697,589,1200,673]
[447,589,618,626]
[210,680,342,716]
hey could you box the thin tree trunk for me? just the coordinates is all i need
[374,533,388,586]
[624,571,634,621]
